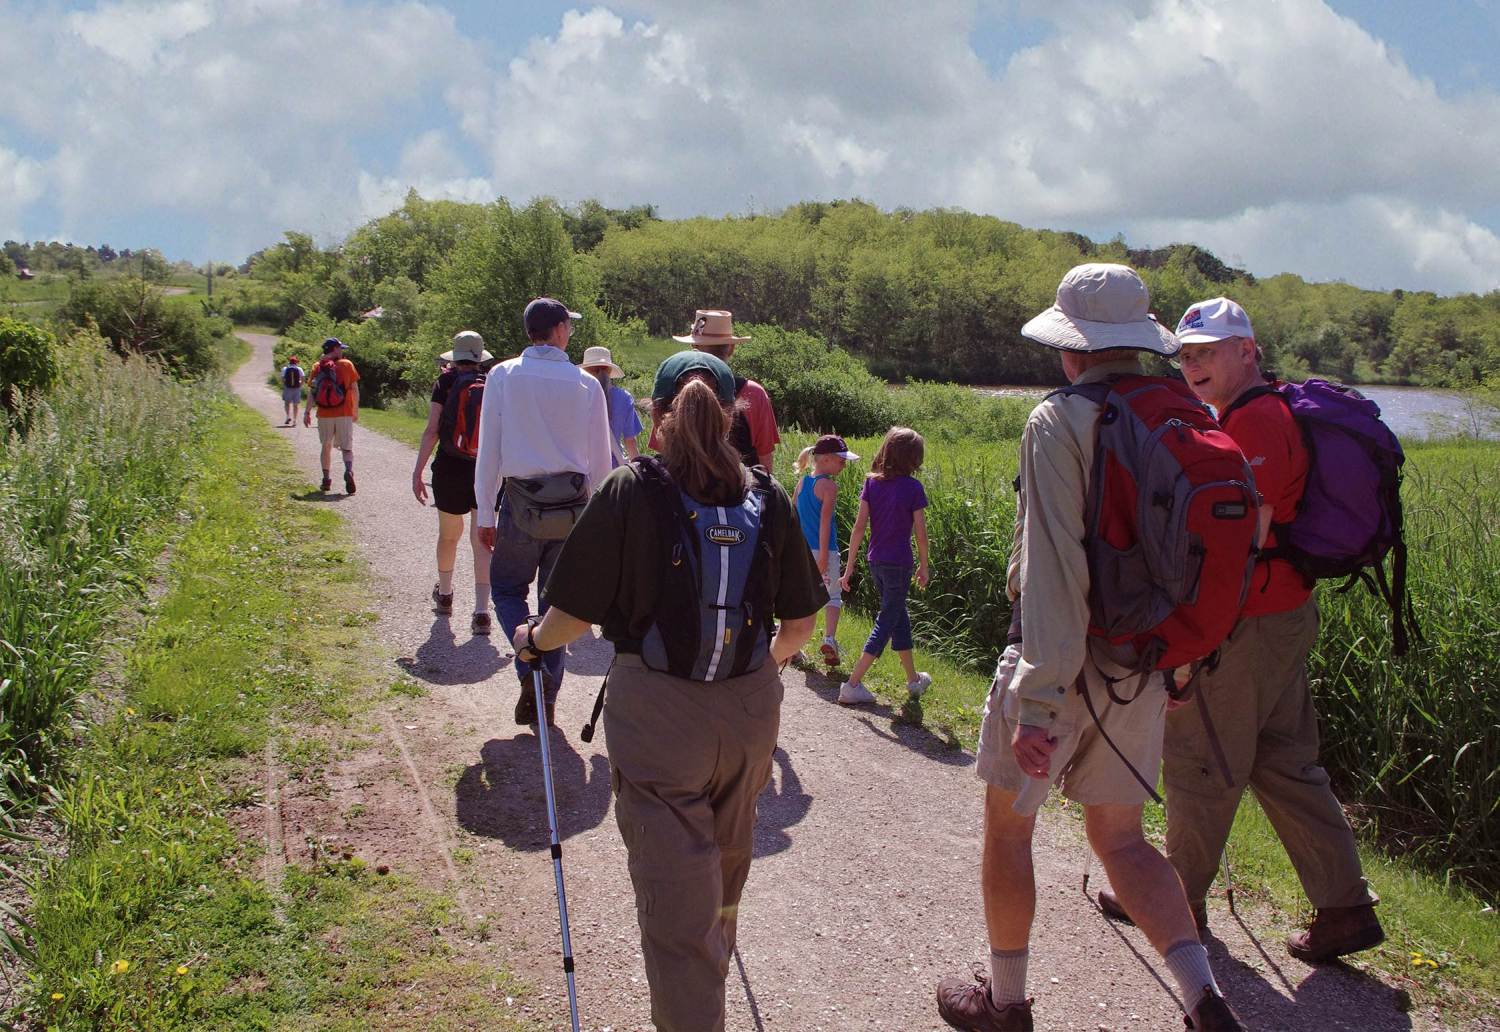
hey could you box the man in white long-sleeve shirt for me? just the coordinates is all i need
[474,297,613,726]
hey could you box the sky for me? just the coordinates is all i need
[3,0,1499,295]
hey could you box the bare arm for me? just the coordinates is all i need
[913,508,930,588]
[771,614,816,667]
[513,606,594,658]
[411,401,443,504]
[758,450,775,473]
[624,435,640,459]
[841,499,870,590]
[815,478,837,574]
[349,382,360,420]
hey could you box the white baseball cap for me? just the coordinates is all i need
[1175,297,1255,343]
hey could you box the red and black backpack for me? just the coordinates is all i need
[311,357,346,408]
[438,369,485,459]
[1051,374,1260,689]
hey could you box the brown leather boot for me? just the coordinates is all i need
[1098,889,1209,934]
[1286,904,1384,962]
[1185,989,1245,1030]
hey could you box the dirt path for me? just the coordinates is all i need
[230,332,1439,1031]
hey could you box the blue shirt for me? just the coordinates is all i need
[797,473,839,554]
[607,385,643,467]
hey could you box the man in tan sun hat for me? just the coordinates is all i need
[647,309,780,470]
[936,264,1243,1032]
[580,344,642,466]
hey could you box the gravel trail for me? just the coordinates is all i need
[231,332,1448,1031]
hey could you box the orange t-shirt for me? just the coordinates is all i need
[313,358,360,418]
[1221,390,1313,617]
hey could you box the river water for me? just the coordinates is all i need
[971,383,1497,441]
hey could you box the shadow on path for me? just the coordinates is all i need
[398,618,506,686]
[454,731,611,851]
[753,748,812,858]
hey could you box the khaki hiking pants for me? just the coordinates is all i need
[604,654,784,1032]
[1164,599,1376,912]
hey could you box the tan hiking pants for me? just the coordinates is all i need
[604,654,784,1032]
[1163,599,1376,911]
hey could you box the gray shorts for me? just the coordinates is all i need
[976,644,1167,814]
[281,386,304,403]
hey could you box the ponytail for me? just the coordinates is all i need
[654,377,746,505]
[795,445,815,474]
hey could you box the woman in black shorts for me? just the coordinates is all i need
[412,330,494,635]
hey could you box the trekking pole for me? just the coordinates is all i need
[1221,847,1236,917]
[529,660,581,1032]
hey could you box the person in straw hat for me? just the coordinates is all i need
[645,309,781,471]
[580,344,642,466]
[411,330,496,635]
[936,265,1243,1032]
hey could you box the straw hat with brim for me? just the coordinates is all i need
[673,309,751,345]
[440,330,493,365]
[1021,263,1179,357]
[580,345,625,378]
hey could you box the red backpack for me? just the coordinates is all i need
[438,369,485,459]
[311,357,346,409]
[1055,374,1259,690]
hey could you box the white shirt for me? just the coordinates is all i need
[473,345,613,528]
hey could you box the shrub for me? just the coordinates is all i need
[0,317,58,410]
[733,324,896,436]
[56,280,231,377]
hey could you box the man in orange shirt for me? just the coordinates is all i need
[1098,297,1382,964]
[303,337,361,494]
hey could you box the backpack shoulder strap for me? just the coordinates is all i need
[1218,382,1280,423]
[732,466,779,675]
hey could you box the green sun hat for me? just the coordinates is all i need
[651,350,737,405]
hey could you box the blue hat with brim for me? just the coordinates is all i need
[652,350,736,406]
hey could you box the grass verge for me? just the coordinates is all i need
[13,400,532,1030]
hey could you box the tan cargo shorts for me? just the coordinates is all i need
[316,415,354,449]
[976,644,1167,815]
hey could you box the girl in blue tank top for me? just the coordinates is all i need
[792,434,860,667]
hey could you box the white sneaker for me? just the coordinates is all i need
[906,672,933,698]
[819,637,841,667]
[838,681,876,705]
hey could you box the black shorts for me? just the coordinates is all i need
[430,452,477,516]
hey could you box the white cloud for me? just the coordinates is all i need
[69,0,213,72]
[0,147,47,240]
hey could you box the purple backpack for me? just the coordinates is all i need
[1222,378,1419,655]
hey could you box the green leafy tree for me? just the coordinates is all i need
[0,317,58,411]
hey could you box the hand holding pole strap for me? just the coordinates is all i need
[518,615,545,664]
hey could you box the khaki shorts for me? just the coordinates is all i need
[976,644,1167,815]
[316,415,354,449]
[821,550,843,609]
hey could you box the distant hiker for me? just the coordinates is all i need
[581,345,643,466]
[279,355,304,426]
[303,337,360,494]
[937,265,1244,1031]
[647,310,780,470]
[793,434,858,667]
[474,298,612,726]
[411,330,495,636]
[1099,297,1384,963]
[837,427,931,704]
[511,350,824,1031]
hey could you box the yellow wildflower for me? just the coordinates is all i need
[125,707,136,716]
[49,992,63,1001]
[176,965,189,976]
[110,959,129,974]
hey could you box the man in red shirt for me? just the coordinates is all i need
[647,309,780,469]
[1099,297,1382,964]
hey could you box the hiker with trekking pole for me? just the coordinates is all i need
[936,265,1253,1032]
[1094,297,1400,964]
[511,350,825,1032]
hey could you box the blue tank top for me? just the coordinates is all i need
[797,473,838,553]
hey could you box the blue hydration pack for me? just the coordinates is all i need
[634,456,775,681]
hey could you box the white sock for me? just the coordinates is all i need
[437,569,454,594]
[475,584,490,615]
[989,947,1028,1007]
[1163,940,1217,1014]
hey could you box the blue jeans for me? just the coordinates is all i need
[490,495,566,700]
[863,561,913,657]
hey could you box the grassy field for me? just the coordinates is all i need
[3,356,533,1026]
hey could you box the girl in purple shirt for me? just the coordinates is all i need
[838,426,932,704]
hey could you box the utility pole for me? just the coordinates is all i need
[206,259,213,298]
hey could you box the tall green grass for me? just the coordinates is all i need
[0,335,202,793]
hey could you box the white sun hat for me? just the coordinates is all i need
[580,345,625,378]
[1176,297,1255,343]
[1021,263,1179,357]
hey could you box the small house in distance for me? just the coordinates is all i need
[15,265,34,280]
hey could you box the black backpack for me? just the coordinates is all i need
[437,369,485,460]
[282,365,303,389]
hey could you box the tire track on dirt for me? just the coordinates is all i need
[230,331,1439,1031]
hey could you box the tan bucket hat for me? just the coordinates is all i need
[440,330,494,364]
[1021,263,1178,356]
[672,309,751,345]
[580,345,624,378]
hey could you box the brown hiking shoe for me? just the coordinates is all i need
[1185,989,1244,1030]
[1286,904,1384,963]
[430,584,454,615]
[1098,889,1208,934]
[935,969,1033,1031]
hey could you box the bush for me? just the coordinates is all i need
[733,324,896,436]
[0,317,58,410]
[56,280,232,377]
[277,313,441,406]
